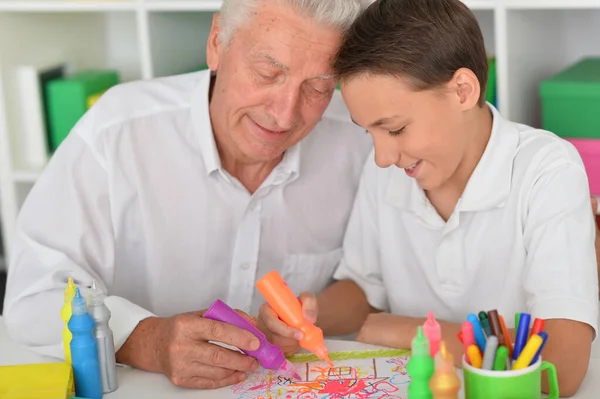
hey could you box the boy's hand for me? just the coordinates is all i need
[257,292,318,356]
[356,313,417,349]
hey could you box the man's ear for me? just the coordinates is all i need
[450,68,481,110]
[206,13,222,71]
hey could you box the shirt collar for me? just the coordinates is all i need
[385,103,519,214]
[191,70,301,179]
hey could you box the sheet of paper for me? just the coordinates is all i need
[230,349,411,399]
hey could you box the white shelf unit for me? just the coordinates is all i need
[0,0,599,269]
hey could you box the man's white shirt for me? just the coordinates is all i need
[4,70,372,358]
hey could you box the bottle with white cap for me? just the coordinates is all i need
[88,280,118,393]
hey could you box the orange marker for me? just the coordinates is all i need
[466,344,483,368]
[530,318,545,338]
[499,315,513,358]
[257,271,333,366]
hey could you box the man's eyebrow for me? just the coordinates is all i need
[254,53,289,70]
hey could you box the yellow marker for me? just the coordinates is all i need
[467,344,483,368]
[512,334,543,370]
[60,277,77,363]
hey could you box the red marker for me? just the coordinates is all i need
[457,331,464,344]
[530,318,545,338]
[461,321,476,364]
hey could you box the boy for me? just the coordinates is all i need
[259,0,598,396]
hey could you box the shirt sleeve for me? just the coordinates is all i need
[523,149,599,338]
[333,152,389,311]
[3,131,154,360]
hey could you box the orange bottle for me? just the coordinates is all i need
[256,271,333,366]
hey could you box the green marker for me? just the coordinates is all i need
[515,312,522,333]
[407,326,434,399]
[493,346,509,371]
[478,311,492,337]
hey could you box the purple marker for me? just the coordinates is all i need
[203,299,301,380]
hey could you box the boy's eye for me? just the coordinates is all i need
[388,126,406,136]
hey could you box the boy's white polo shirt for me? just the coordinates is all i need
[334,105,599,332]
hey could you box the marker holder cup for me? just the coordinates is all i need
[462,356,559,399]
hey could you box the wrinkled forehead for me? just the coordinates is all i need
[230,2,343,72]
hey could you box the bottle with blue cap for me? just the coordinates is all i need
[69,287,102,399]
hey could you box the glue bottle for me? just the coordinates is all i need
[69,288,102,399]
[256,271,333,366]
[423,311,442,357]
[61,277,77,363]
[429,341,461,399]
[88,280,118,393]
[407,326,434,399]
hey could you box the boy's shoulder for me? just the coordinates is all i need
[510,120,586,174]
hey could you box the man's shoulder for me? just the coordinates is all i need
[75,71,205,136]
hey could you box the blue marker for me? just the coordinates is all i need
[69,288,102,399]
[467,313,487,353]
[531,331,549,365]
[512,312,531,361]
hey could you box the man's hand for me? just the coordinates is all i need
[257,292,318,356]
[116,310,260,389]
[592,196,600,297]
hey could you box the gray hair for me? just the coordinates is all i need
[218,0,373,45]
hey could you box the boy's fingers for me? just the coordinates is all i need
[298,292,318,323]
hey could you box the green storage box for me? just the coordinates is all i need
[46,69,120,151]
[486,57,496,106]
[540,58,600,139]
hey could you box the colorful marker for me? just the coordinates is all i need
[513,313,531,361]
[530,318,545,338]
[460,321,475,365]
[487,310,505,348]
[467,313,486,353]
[482,335,498,370]
[457,331,463,344]
[493,346,509,371]
[256,271,333,366]
[407,326,434,399]
[423,311,442,357]
[515,312,522,332]
[531,331,549,365]
[478,311,492,337]
[429,341,461,399]
[513,334,544,370]
[467,344,483,368]
[498,315,513,358]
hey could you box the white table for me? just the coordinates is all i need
[1,316,599,398]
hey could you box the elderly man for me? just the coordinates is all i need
[4,0,372,390]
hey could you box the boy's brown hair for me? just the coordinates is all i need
[333,0,489,106]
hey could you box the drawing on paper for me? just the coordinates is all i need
[231,349,411,399]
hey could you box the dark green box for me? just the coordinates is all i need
[46,69,120,151]
[540,58,600,139]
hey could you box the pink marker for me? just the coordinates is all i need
[423,311,442,357]
[461,321,476,364]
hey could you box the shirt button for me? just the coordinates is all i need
[241,263,250,271]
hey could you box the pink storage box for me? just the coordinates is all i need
[567,138,600,196]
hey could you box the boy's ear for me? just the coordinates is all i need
[451,68,481,110]
[206,13,222,71]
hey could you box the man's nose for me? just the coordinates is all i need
[270,87,301,131]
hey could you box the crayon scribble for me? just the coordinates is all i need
[231,355,411,399]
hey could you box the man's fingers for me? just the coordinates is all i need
[298,292,318,323]
[259,303,302,340]
[173,371,247,389]
[197,318,260,352]
[194,342,259,372]
[234,309,258,327]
